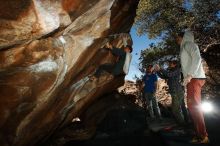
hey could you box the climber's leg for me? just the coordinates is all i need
[90,64,114,81]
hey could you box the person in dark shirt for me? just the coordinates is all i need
[155,60,186,125]
[91,42,132,80]
[143,64,161,120]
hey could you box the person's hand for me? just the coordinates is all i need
[120,33,129,38]
[183,74,192,86]
[121,33,129,47]
[120,33,130,42]
[106,42,110,48]
[153,92,157,97]
[106,42,113,49]
[154,64,160,71]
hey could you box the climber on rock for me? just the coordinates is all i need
[90,35,132,81]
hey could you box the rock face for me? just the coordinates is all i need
[203,44,220,99]
[48,92,148,146]
[119,80,172,106]
[0,0,139,146]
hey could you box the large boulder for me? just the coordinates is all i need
[48,92,148,146]
[0,0,139,146]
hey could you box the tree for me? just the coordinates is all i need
[139,37,179,73]
[135,0,193,39]
[136,0,220,72]
[135,0,220,49]
[191,0,220,49]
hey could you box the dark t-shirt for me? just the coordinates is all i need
[111,48,126,75]
[143,73,158,93]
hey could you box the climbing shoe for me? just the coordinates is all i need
[190,136,209,144]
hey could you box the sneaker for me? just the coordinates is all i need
[200,136,209,144]
[190,137,200,143]
[190,136,209,144]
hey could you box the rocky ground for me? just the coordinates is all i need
[61,93,220,146]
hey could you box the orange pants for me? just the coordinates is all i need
[187,79,207,138]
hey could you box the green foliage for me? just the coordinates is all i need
[136,0,220,72]
[135,0,220,46]
[191,0,220,48]
[139,37,179,72]
[135,0,194,38]
[192,0,220,27]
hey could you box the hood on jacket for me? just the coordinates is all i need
[181,31,194,46]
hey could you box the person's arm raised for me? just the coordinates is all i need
[106,42,113,49]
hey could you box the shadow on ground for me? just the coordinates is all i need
[62,94,220,146]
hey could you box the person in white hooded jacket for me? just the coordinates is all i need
[176,31,209,144]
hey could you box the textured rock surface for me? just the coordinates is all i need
[47,92,147,146]
[119,80,172,106]
[203,44,220,99]
[0,0,139,146]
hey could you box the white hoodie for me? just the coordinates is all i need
[180,31,206,79]
[122,36,132,75]
[123,52,132,74]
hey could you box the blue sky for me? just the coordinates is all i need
[125,2,220,82]
[125,27,160,81]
